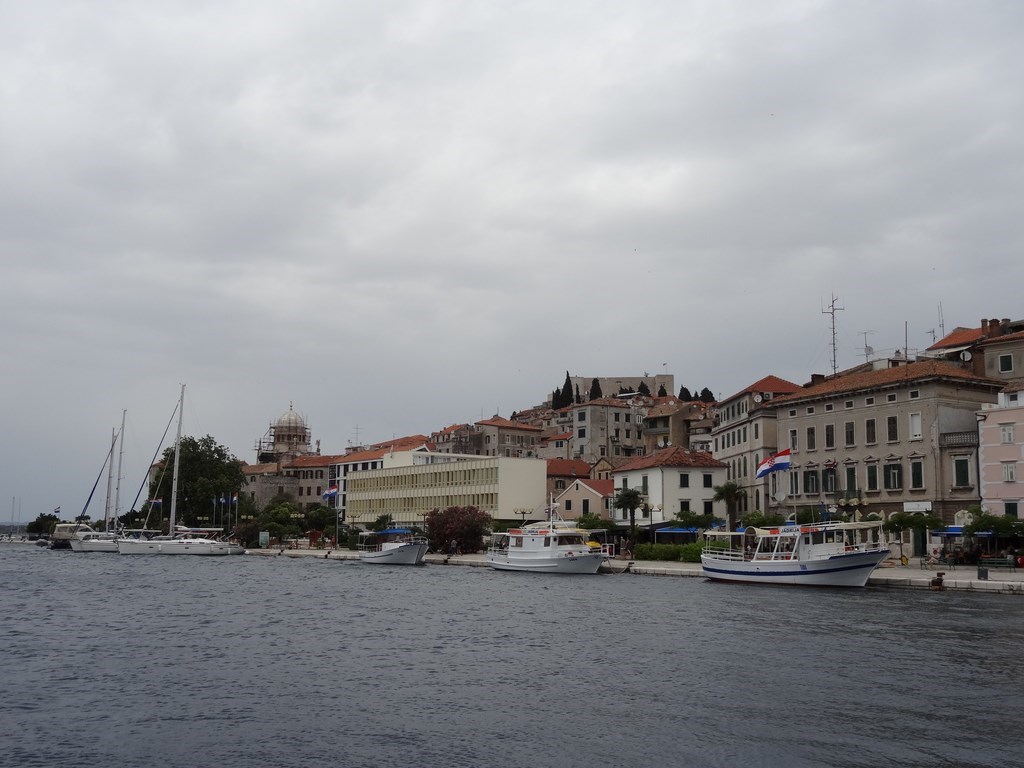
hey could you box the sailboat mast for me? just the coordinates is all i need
[112,409,126,531]
[168,384,185,531]
[103,428,117,532]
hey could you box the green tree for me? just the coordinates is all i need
[306,504,335,535]
[26,512,60,536]
[258,501,304,544]
[657,383,668,397]
[672,510,715,529]
[424,505,492,553]
[739,511,786,529]
[575,384,582,404]
[589,378,603,400]
[560,371,573,409]
[614,487,644,536]
[369,513,395,531]
[678,385,692,400]
[712,481,746,531]
[637,380,651,396]
[576,513,607,530]
[699,387,716,403]
[149,435,246,528]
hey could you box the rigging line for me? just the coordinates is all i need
[76,431,119,532]
[126,397,181,527]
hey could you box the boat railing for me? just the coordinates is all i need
[703,543,746,561]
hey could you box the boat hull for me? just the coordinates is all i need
[486,551,605,574]
[700,550,890,587]
[358,542,428,565]
[117,539,245,556]
[70,538,118,553]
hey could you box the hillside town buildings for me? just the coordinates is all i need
[235,315,1024,556]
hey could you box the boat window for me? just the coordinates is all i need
[511,537,523,548]
[543,537,550,547]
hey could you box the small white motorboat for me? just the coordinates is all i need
[486,512,606,575]
[357,528,429,565]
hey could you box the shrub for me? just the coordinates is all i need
[634,543,685,561]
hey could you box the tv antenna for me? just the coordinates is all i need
[822,294,844,375]
[859,330,876,362]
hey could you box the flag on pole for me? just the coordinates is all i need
[147,498,162,505]
[322,486,339,499]
[755,449,792,479]
[232,493,238,503]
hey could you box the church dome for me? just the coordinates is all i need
[276,404,306,430]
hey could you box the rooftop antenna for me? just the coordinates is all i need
[859,330,876,362]
[938,302,946,338]
[822,294,844,375]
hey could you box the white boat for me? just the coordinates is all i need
[357,528,428,565]
[486,517,606,574]
[51,522,99,550]
[70,531,119,553]
[117,527,245,556]
[700,520,892,587]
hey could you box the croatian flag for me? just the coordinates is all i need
[322,486,339,499]
[231,493,238,503]
[756,449,792,479]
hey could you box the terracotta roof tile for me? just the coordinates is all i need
[546,459,591,477]
[578,478,614,496]
[775,360,996,404]
[723,375,802,403]
[476,416,543,431]
[927,326,985,350]
[614,447,727,472]
[284,454,348,469]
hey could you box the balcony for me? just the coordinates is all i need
[939,431,978,447]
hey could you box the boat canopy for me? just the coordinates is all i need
[360,527,415,536]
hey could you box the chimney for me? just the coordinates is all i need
[989,318,1001,337]
[810,373,826,386]
[980,319,988,333]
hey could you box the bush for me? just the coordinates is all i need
[634,543,685,561]
[679,542,705,563]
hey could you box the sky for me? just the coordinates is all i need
[2,0,1023,523]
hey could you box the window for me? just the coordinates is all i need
[703,473,713,488]
[614,412,621,422]
[703,500,713,515]
[789,409,797,417]
[679,473,689,488]
[999,354,1013,373]
[577,428,586,439]
[825,403,834,412]
[1002,462,1017,482]
[844,421,855,447]
[679,500,691,513]
[578,411,586,421]
[845,466,857,492]
[806,427,816,451]
[886,416,898,442]
[865,397,875,406]
[1001,424,1015,444]
[803,470,819,494]
[845,400,854,409]
[953,457,971,488]
[866,464,879,491]
[825,424,835,449]
[641,476,649,495]
[866,419,877,444]
[887,393,897,403]
[806,407,815,415]
[884,462,903,490]
[582,499,590,515]
[909,390,920,399]
[909,412,922,440]
[790,429,798,451]
[555,479,566,490]
[1006,501,1019,519]
[754,423,759,440]
[823,468,837,493]
[910,459,924,489]
[564,499,573,511]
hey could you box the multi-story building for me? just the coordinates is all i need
[433,417,542,458]
[978,379,1024,519]
[768,359,1001,535]
[611,447,728,534]
[546,458,591,499]
[325,436,431,522]
[568,397,646,462]
[344,452,547,527]
[709,375,800,514]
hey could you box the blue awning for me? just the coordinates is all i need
[655,527,698,534]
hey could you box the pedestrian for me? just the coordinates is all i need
[449,538,458,556]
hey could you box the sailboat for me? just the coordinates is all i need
[117,385,245,556]
[71,412,126,553]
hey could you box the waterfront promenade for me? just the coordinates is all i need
[249,547,1024,594]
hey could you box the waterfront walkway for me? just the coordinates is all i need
[248,547,1024,594]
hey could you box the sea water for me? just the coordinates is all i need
[1,545,1021,768]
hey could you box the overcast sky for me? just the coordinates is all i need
[2,1,1022,523]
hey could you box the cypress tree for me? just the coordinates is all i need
[574,384,582,404]
[678,385,692,400]
[657,384,667,397]
[589,378,603,400]
[560,371,573,408]
[637,380,651,396]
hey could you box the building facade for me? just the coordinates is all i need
[978,379,1024,519]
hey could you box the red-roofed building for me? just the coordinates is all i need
[546,458,591,498]
[611,447,728,533]
[768,359,1002,543]
[554,478,615,521]
[710,375,802,514]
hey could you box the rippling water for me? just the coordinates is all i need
[1,544,1021,767]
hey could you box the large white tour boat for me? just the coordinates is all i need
[700,520,892,587]
[357,528,429,565]
[486,517,606,574]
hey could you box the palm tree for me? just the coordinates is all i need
[613,487,644,537]
[712,481,746,531]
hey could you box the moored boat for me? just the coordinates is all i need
[117,527,245,556]
[486,517,606,574]
[700,520,891,587]
[357,528,428,565]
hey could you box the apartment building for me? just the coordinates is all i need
[432,417,542,458]
[611,447,728,532]
[554,478,614,521]
[344,452,547,527]
[568,397,646,462]
[769,359,1001,526]
[709,375,800,514]
[978,379,1024,519]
